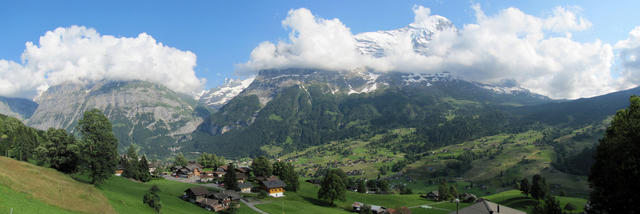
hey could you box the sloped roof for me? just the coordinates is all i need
[263,179,286,189]
[186,186,209,196]
[448,199,525,214]
[238,183,253,189]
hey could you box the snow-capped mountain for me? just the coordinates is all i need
[198,77,255,109]
[354,14,455,57]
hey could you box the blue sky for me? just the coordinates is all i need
[2,0,640,99]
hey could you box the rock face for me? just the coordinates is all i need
[0,96,38,121]
[27,80,204,157]
[197,77,255,109]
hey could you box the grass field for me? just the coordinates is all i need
[0,156,115,213]
[255,179,471,214]
[483,190,587,213]
[0,184,80,214]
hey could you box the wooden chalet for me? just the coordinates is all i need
[261,178,286,197]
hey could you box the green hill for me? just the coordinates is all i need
[0,156,115,214]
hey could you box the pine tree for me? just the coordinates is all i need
[78,109,118,185]
[224,163,238,190]
[438,182,450,201]
[122,145,139,179]
[357,179,367,193]
[589,96,640,213]
[520,178,530,197]
[530,174,547,200]
[138,155,151,182]
[449,185,458,199]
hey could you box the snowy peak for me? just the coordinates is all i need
[354,15,455,57]
[198,77,255,109]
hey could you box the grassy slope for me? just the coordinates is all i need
[483,190,587,213]
[0,156,115,214]
[98,176,215,214]
[255,180,470,214]
[0,184,79,214]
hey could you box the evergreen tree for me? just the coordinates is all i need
[438,182,450,201]
[589,96,640,213]
[533,195,562,214]
[78,109,118,185]
[520,178,530,197]
[251,156,272,177]
[530,174,548,200]
[138,155,151,182]
[357,179,367,193]
[449,185,458,199]
[318,169,346,205]
[377,179,390,193]
[122,145,139,179]
[224,163,238,190]
[173,152,188,167]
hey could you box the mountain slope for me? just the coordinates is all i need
[0,156,115,214]
[27,80,205,157]
[191,68,552,157]
[197,77,255,109]
[0,96,38,120]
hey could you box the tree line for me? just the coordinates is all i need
[0,109,120,185]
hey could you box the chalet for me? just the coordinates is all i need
[448,199,525,214]
[352,202,387,214]
[183,186,209,203]
[213,171,226,178]
[114,163,125,176]
[425,190,440,201]
[236,172,248,183]
[216,165,228,172]
[262,178,286,197]
[221,190,242,201]
[173,162,203,178]
[199,198,224,212]
[238,183,253,193]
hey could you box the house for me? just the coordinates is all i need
[114,163,125,176]
[238,183,253,193]
[448,199,525,214]
[213,171,226,178]
[425,190,440,201]
[184,186,210,203]
[221,190,242,201]
[236,172,248,183]
[262,178,286,197]
[352,202,387,214]
[216,165,228,172]
[185,162,203,177]
[199,198,224,212]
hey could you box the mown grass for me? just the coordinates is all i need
[255,180,470,214]
[483,190,587,213]
[0,156,115,213]
[96,176,213,214]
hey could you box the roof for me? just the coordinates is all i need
[238,183,253,189]
[186,163,202,171]
[222,190,242,200]
[186,186,209,196]
[448,199,526,214]
[262,179,286,189]
[211,192,232,200]
[236,173,248,179]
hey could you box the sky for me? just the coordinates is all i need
[2,0,640,99]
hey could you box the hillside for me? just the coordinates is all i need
[0,156,115,214]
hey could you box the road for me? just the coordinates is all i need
[241,198,271,214]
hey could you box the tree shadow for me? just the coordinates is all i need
[301,195,334,207]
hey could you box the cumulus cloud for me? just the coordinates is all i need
[239,4,630,99]
[616,26,640,86]
[0,26,205,98]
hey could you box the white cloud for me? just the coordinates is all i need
[239,4,630,99]
[616,26,640,86]
[0,26,205,98]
